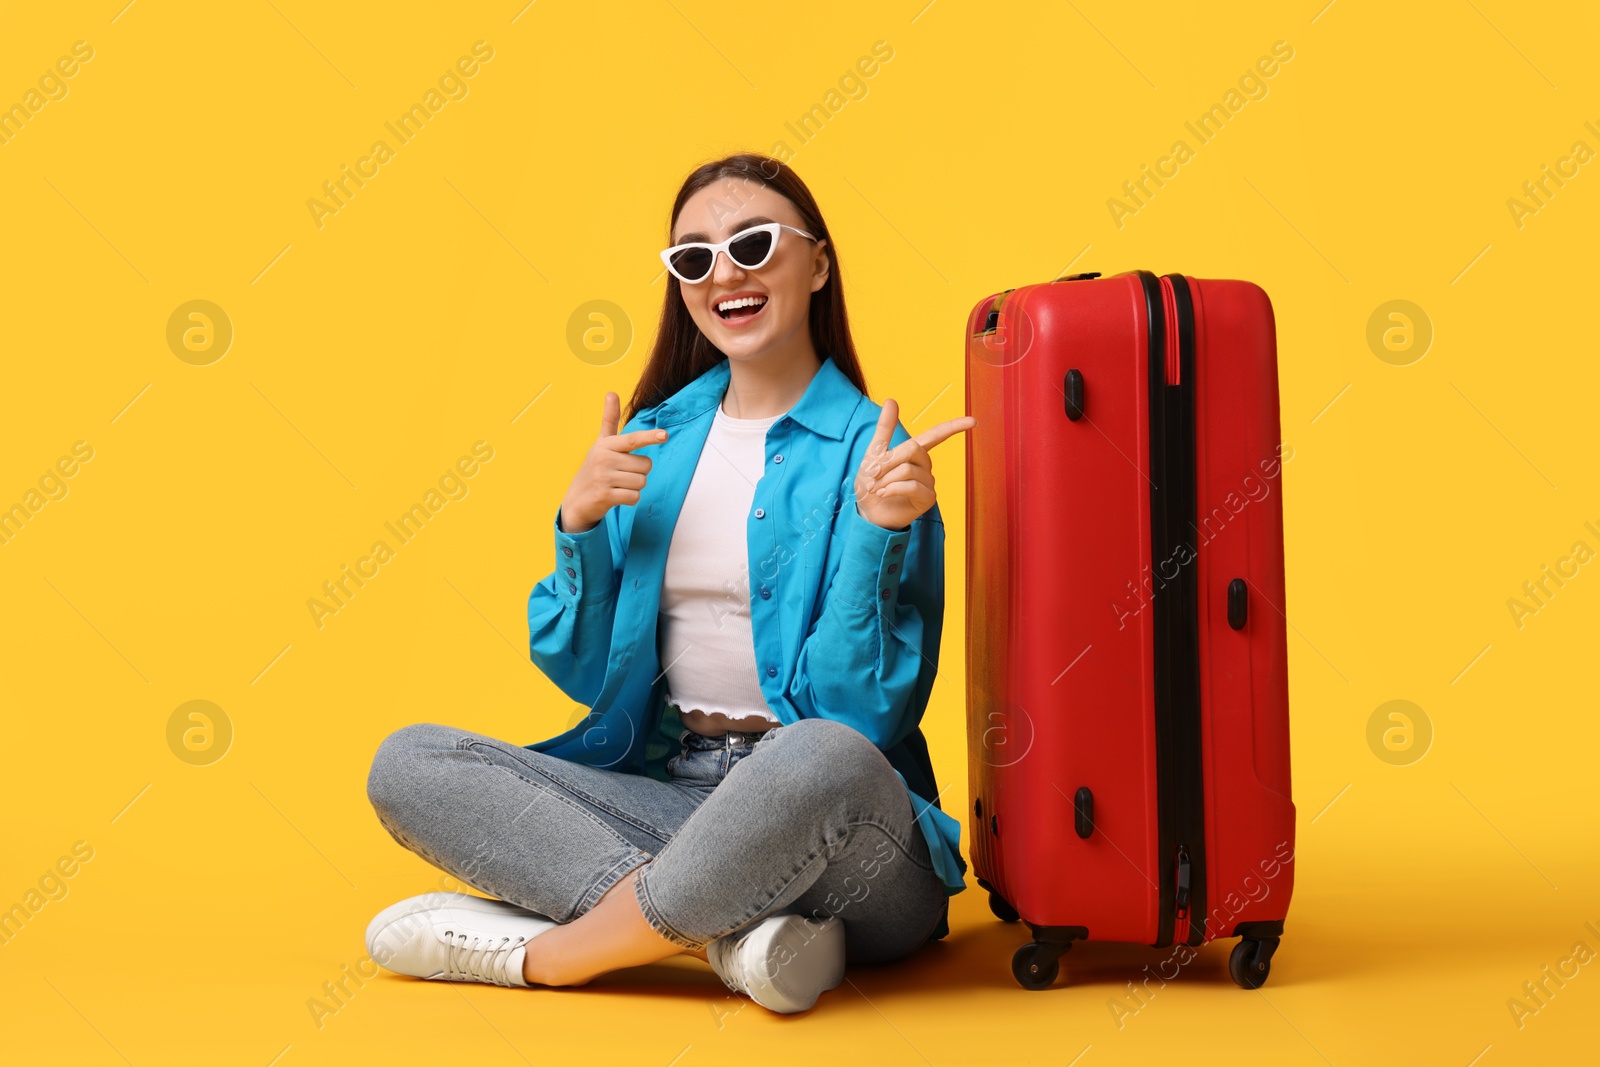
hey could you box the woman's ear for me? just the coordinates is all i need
[810,238,831,293]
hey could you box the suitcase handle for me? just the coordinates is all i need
[980,288,1017,333]
[1064,370,1085,421]
[1074,787,1095,838]
[1227,578,1248,630]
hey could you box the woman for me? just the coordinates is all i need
[364,152,976,1014]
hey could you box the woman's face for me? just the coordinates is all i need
[670,177,830,362]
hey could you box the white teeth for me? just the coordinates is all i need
[717,296,767,313]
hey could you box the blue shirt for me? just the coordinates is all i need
[523,353,968,933]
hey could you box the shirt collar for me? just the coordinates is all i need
[654,354,861,441]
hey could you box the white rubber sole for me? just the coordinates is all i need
[745,914,847,1013]
[365,892,551,958]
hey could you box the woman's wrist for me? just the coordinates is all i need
[558,503,600,535]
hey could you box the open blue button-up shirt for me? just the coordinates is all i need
[523,353,968,933]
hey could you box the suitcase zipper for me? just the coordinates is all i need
[1175,845,1192,917]
[1167,274,1208,947]
[1139,271,1209,949]
[1174,845,1193,943]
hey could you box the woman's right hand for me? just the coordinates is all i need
[558,391,669,534]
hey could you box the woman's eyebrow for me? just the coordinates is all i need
[672,216,778,244]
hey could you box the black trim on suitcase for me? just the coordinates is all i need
[1136,271,1177,947]
[1138,271,1209,948]
[1166,274,1209,946]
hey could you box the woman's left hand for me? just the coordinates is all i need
[855,398,978,530]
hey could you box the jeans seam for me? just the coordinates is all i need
[579,852,653,920]
[374,810,433,864]
[842,816,938,874]
[457,743,656,899]
[634,864,707,951]
[636,813,931,949]
[459,737,677,844]
[654,831,837,950]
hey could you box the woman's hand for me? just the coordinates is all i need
[855,398,977,530]
[559,391,669,534]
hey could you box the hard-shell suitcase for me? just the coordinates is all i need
[963,270,1295,990]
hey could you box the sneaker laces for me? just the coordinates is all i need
[443,929,527,987]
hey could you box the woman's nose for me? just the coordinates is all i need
[711,249,746,284]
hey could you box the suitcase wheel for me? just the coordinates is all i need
[987,890,1019,923]
[1228,937,1280,989]
[1011,942,1061,990]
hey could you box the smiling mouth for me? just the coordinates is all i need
[716,296,769,322]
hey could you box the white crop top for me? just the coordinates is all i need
[657,401,789,722]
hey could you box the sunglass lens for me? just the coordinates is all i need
[670,247,714,281]
[729,229,775,268]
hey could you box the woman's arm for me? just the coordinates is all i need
[788,400,967,746]
[527,395,665,706]
[528,395,665,710]
[787,494,944,749]
[527,501,624,707]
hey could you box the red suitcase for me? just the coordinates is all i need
[964,270,1295,990]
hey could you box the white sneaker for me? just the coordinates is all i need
[706,913,846,1013]
[366,891,558,988]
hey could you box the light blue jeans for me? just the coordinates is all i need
[366,715,949,962]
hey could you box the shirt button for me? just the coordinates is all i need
[562,546,573,557]
[891,544,903,554]
[881,589,891,600]
[887,563,898,574]
[565,566,576,578]
[760,587,771,599]
[766,666,777,677]
[568,583,577,594]
[773,453,784,463]
[754,507,765,519]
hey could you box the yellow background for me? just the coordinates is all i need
[2,1,1596,1063]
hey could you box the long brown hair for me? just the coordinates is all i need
[624,153,868,423]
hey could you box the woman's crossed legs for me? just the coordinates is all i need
[365,716,949,987]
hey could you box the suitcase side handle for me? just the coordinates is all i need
[1074,786,1095,838]
[1227,577,1248,630]
[1064,369,1085,421]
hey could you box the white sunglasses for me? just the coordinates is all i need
[660,222,818,284]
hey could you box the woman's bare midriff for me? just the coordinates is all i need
[677,705,780,737]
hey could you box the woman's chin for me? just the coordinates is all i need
[714,328,782,360]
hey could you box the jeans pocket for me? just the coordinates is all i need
[668,745,719,791]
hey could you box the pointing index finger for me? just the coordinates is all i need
[879,415,980,468]
[915,415,978,451]
[610,427,668,452]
